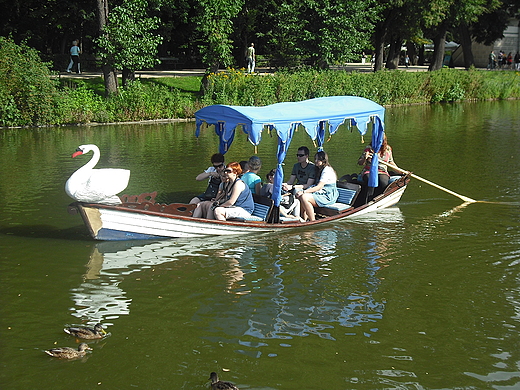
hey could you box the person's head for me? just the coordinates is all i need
[211,153,225,171]
[314,151,330,168]
[296,146,310,162]
[250,43,254,47]
[247,156,261,172]
[72,40,78,46]
[266,169,276,183]
[223,162,242,179]
[239,160,249,173]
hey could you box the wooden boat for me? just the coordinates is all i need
[67,96,410,241]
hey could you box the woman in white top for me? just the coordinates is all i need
[295,151,338,221]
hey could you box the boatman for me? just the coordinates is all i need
[282,146,316,193]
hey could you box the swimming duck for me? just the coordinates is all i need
[64,323,107,339]
[44,343,92,359]
[209,372,240,390]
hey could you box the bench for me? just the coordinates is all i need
[229,194,274,222]
[119,192,197,216]
[315,183,361,216]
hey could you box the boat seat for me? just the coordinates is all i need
[315,184,361,216]
[229,194,274,222]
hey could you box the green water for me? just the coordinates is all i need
[1,101,520,389]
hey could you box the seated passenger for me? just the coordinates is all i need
[295,151,338,221]
[241,156,262,194]
[239,160,249,176]
[189,153,225,204]
[260,169,302,221]
[282,146,316,192]
[192,179,227,219]
[194,162,254,221]
[357,133,395,201]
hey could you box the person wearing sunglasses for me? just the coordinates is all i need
[282,146,316,193]
[193,162,254,220]
[189,153,225,204]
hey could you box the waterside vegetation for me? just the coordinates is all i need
[1,38,519,127]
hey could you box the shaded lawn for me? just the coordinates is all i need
[62,76,202,99]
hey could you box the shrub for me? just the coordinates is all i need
[57,82,106,124]
[0,37,61,126]
[105,79,196,122]
[201,67,520,107]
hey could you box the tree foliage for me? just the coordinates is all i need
[96,0,163,86]
[195,0,244,72]
[0,37,60,126]
[0,0,517,79]
[261,0,380,68]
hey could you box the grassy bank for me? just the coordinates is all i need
[4,68,520,128]
[201,67,520,106]
[60,67,520,121]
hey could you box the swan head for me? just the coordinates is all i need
[72,144,99,158]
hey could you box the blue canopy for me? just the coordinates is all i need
[195,96,386,208]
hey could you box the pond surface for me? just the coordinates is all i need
[1,101,520,389]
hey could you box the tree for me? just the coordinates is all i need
[196,0,244,91]
[422,0,500,71]
[0,37,60,126]
[96,0,118,95]
[372,0,414,71]
[263,0,379,68]
[96,0,163,88]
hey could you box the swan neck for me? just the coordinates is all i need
[83,146,100,170]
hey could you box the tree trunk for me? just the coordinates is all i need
[122,68,135,87]
[373,22,386,72]
[385,38,401,69]
[200,62,220,94]
[406,42,417,65]
[459,22,474,69]
[102,65,118,96]
[96,0,118,96]
[428,26,447,71]
[418,45,425,66]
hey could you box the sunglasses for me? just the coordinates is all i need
[296,153,306,157]
[213,163,224,168]
[223,169,233,174]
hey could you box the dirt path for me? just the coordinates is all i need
[55,63,444,79]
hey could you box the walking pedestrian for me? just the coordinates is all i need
[246,43,256,73]
[66,40,81,74]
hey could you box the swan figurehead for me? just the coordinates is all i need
[65,144,130,205]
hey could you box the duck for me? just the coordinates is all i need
[209,372,240,390]
[44,343,92,359]
[64,323,107,339]
[65,144,130,205]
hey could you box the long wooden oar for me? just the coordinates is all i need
[379,161,477,203]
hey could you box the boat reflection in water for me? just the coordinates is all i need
[70,238,235,323]
[69,210,406,344]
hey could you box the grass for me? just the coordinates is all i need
[64,75,203,99]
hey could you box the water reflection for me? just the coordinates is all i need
[193,225,403,354]
[69,225,399,346]
[70,238,231,323]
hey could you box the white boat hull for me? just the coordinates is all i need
[69,177,409,241]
